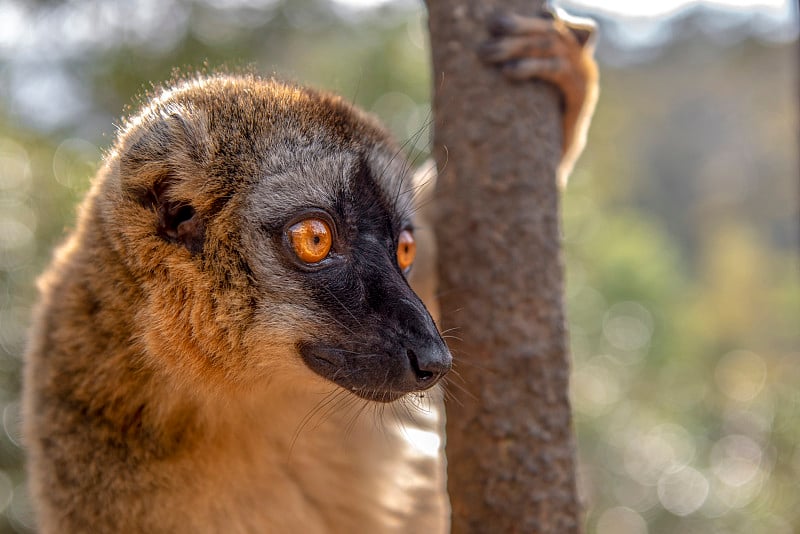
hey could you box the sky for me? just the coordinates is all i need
[562,0,790,18]
[333,0,795,20]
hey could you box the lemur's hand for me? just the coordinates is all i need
[478,8,599,185]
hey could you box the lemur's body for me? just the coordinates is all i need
[23,10,597,533]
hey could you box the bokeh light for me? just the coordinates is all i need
[595,506,648,534]
[714,350,767,403]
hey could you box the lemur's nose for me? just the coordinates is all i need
[406,343,451,390]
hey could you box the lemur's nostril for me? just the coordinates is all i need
[406,349,441,386]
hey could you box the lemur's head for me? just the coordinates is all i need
[101,75,450,402]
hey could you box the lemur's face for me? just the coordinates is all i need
[240,144,451,402]
[112,77,450,401]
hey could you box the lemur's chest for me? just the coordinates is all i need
[152,393,447,534]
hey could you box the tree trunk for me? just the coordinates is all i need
[425,1,582,532]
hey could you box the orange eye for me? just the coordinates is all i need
[397,230,416,272]
[288,218,332,264]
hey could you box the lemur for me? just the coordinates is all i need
[23,8,597,533]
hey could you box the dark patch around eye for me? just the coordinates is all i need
[347,159,406,237]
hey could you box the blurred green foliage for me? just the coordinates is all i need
[0,0,797,532]
[564,25,799,533]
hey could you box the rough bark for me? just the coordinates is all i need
[425,1,582,532]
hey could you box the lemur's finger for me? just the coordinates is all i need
[488,9,596,49]
[477,35,559,64]
[501,57,566,82]
[487,11,556,38]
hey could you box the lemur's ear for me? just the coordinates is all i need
[118,104,210,254]
[152,181,206,255]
